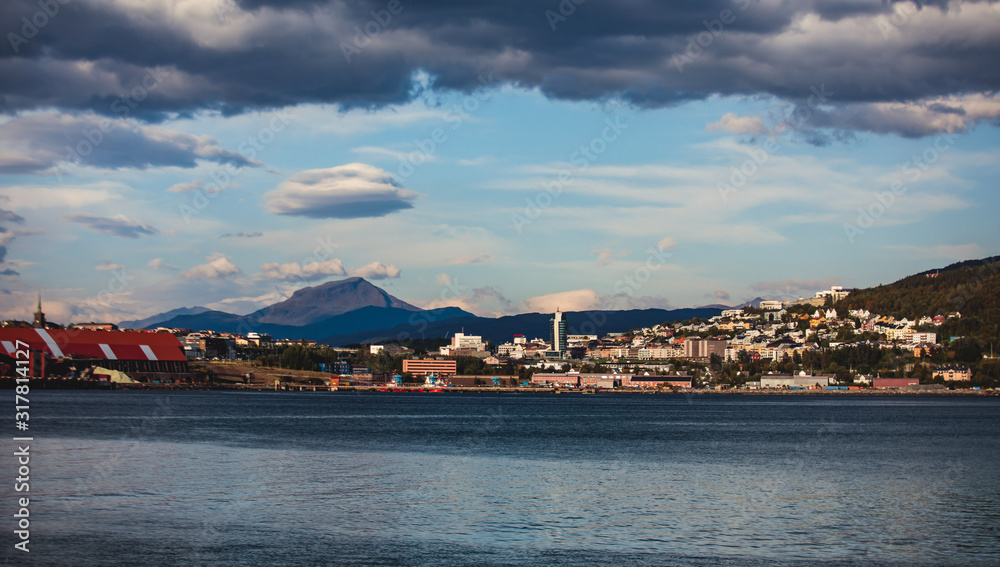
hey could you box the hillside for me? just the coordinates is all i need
[120,306,212,329]
[837,257,1000,343]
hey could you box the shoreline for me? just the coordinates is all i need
[6,377,995,396]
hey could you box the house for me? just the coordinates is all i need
[932,365,971,381]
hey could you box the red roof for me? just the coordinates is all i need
[0,328,186,362]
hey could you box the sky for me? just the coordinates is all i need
[0,0,998,324]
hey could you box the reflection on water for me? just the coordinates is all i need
[8,391,1000,566]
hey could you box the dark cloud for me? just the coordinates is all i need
[64,213,160,239]
[0,209,24,224]
[0,0,995,137]
[0,113,258,174]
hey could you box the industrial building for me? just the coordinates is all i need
[629,375,693,389]
[402,358,458,377]
[0,327,189,381]
[757,374,834,389]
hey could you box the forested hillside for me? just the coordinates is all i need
[837,257,1000,344]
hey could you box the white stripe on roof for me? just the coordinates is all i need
[1,341,14,355]
[99,344,117,360]
[35,329,65,358]
[140,345,157,361]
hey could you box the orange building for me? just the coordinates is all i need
[402,359,457,377]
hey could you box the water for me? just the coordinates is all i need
[5,391,999,566]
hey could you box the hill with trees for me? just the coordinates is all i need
[837,257,1000,344]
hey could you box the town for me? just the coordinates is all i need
[3,283,997,393]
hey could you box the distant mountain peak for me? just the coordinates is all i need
[119,305,212,329]
[250,277,418,326]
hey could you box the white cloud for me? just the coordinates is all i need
[264,163,421,219]
[257,258,346,281]
[148,258,180,271]
[657,236,677,250]
[707,113,766,135]
[182,253,243,279]
[446,253,494,265]
[521,289,605,313]
[95,260,124,271]
[166,180,204,193]
[591,248,629,267]
[0,183,122,210]
[348,262,400,280]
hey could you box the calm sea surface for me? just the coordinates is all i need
[5,391,1000,566]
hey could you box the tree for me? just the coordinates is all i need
[951,338,983,364]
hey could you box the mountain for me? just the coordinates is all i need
[320,307,724,346]
[695,297,764,310]
[119,306,212,329]
[150,306,474,341]
[248,277,418,326]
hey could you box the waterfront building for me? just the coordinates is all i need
[0,328,188,379]
[932,365,971,381]
[402,358,458,377]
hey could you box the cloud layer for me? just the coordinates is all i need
[0,113,257,174]
[1,0,997,138]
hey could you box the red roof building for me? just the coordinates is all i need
[0,328,188,378]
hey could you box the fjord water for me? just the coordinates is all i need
[11,391,1000,566]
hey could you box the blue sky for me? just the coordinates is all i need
[0,0,998,323]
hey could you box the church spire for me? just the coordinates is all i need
[32,291,46,329]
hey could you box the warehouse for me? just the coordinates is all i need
[0,328,188,381]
